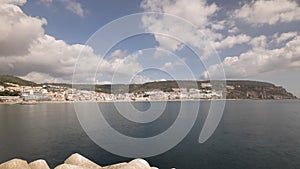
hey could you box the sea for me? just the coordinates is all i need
[0,100,300,169]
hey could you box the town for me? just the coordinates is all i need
[0,82,225,103]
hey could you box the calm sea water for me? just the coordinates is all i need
[0,100,300,169]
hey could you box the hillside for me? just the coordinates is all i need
[52,80,296,99]
[225,80,297,99]
[0,75,297,99]
[0,75,37,87]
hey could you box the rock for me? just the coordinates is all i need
[103,159,151,169]
[54,164,90,169]
[29,159,50,169]
[127,159,151,169]
[64,153,102,169]
[0,155,161,169]
[102,162,128,169]
[0,159,31,169]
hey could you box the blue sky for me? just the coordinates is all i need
[0,0,300,96]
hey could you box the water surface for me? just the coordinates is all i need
[0,100,300,169]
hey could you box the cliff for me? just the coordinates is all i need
[225,80,297,99]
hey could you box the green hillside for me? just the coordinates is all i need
[0,75,37,87]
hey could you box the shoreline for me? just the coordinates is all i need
[0,98,299,105]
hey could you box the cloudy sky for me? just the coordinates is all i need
[0,0,300,96]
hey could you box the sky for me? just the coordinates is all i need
[0,0,300,97]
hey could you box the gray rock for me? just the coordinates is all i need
[0,159,31,169]
[64,153,102,169]
[29,159,50,169]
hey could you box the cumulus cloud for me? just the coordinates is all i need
[21,72,63,83]
[0,1,143,84]
[0,33,99,82]
[233,0,300,25]
[38,0,86,17]
[96,80,112,85]
[0,0,26,5]
[141,0,218,26]
[110,49,128,59]
[0,2,46,56]
[273,32,298,44]
[214,34,251,50]
[161,62,173,70]
[160,59,184,71]
[131,75,152,84]
[85,49,144,84]
[250,35,268,48]
[204,35,300,79]
[141,0,221,57]
[60,0,85,17]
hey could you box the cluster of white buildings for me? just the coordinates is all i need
[0,82,231,103]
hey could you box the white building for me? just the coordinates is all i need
[201,83,212,88]
[0,85,4,91]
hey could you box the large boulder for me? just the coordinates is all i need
[29,159,50,169]
[0,159,31,169]
[104,159,151,169]
[55,164,91,169]
[64,153,102,169]
[128,159,151,169]
[102,162,128,169]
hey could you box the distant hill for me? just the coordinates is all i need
[0,75,37,87]
[225,80,296,99]
[54,80,297,99]
[0,75,297,99]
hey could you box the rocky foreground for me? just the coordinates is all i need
[0,153,167,169]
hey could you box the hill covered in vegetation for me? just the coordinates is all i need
[0,75,37,87]
[0,75,297,99]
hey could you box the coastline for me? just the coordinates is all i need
[0,98,299,105]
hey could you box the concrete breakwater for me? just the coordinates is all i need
[0,153,165,169]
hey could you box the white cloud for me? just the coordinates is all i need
[250,35,267,48]
[38,0,85,17]
[160,59,184,71]
[155,78,166,82]
[161,62,173,70]
[228,26,239,34]
[214,34,251,50]
[210,20,226,31]
[131,75,151,84]
[0,0,27,5]
[96,50,144,84]
[204,35,300,79]
[141,0,221,57]
[0,2,46,56]
[233,0,300,25]
[273,32,298,44]
[141,0,218,26]
[60,0,85,17]
[96,80,112,85]
[21,72,62,83]
[110,49,128,59]
[0,1,144,84]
